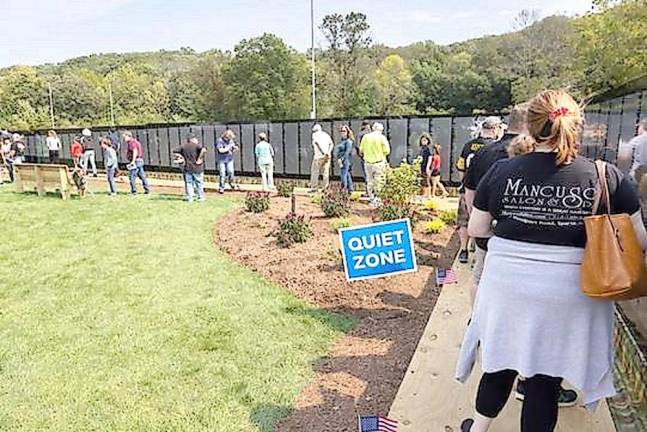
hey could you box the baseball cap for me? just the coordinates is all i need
[482,116,503,129]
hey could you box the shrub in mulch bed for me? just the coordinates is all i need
[276,182,294,198]
[321,186,351,218]
[330,217,352,232]
[423,199,440,211]
[244,191,270,213]
[424,218,447,234]
[439,209,458,225]
[377,200,416,225]
[271,213,312,247]
[378,160,421,206]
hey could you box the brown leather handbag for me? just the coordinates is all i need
[581,161,647,300]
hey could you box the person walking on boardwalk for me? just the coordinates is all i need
[456,90,647,432]
[455,117,502,264]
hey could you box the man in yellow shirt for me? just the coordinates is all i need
[359,122,390,206]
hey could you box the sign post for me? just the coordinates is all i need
[339,219,417,282]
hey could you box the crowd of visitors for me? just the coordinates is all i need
[0,119,456,203]
[455,89,647,432]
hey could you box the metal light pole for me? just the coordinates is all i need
[108,83,116,126]
[310,0,316,120]
[48,82,55,129]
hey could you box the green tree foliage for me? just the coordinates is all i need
[573,0,647,95]
[318,12,374,117]
[223,33,309,120]
[374,54,415,116]
[0,1,644,130]
[0,66,50,129]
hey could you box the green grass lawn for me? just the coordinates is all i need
[0,187,353,431]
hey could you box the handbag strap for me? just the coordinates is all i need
[592,160,611,215]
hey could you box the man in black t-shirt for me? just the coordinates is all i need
[455,117,502,263]
[173,133,207,202]
[464,104,528,300]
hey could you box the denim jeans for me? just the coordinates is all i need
[184,171,205,201]
[106,166,117,194]
[218,160,235,190]
[81,150,97,175]
[128,158,150,194]
[340,160,354,192]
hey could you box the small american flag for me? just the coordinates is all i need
[358,415,398,432]
[436,268,458,286]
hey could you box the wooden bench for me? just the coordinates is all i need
[14,163,76,200]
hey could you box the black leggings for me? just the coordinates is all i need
[476,370,562,432]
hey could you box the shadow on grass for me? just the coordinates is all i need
[250,405,292,432]
[150,194,186,202]
[285,305,357,334]
[7,190,83,200]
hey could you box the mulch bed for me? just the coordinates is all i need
[214,196,458,432]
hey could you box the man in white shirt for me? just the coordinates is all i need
[310,124,333,192]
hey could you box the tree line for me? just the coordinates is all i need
[0,0,644,131]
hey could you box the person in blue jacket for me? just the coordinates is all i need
[335,125,355,192]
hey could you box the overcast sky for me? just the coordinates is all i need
[0,0,593,67]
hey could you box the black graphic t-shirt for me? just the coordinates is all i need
[464,133,519,191]
[457,137,495,193]
[473,153,640,248]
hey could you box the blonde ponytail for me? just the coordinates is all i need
[527,90,583,165]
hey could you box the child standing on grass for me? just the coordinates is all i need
[71,136,84,168]
[101,138,118,196]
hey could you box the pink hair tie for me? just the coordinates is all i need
[549,107,569,121]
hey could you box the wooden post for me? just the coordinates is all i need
[60,168,68,200]
[291,192,296,214]
[35,166,45,196]
[14,165,24,193]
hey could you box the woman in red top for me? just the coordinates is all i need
[71,136,84,168]
[430,144,448,198]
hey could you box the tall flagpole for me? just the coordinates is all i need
[48,82,55,129]
[310,0,316,120]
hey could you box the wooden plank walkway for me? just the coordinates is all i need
[389,259,616,432]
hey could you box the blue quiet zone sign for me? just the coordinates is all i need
[339,219,417,281]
